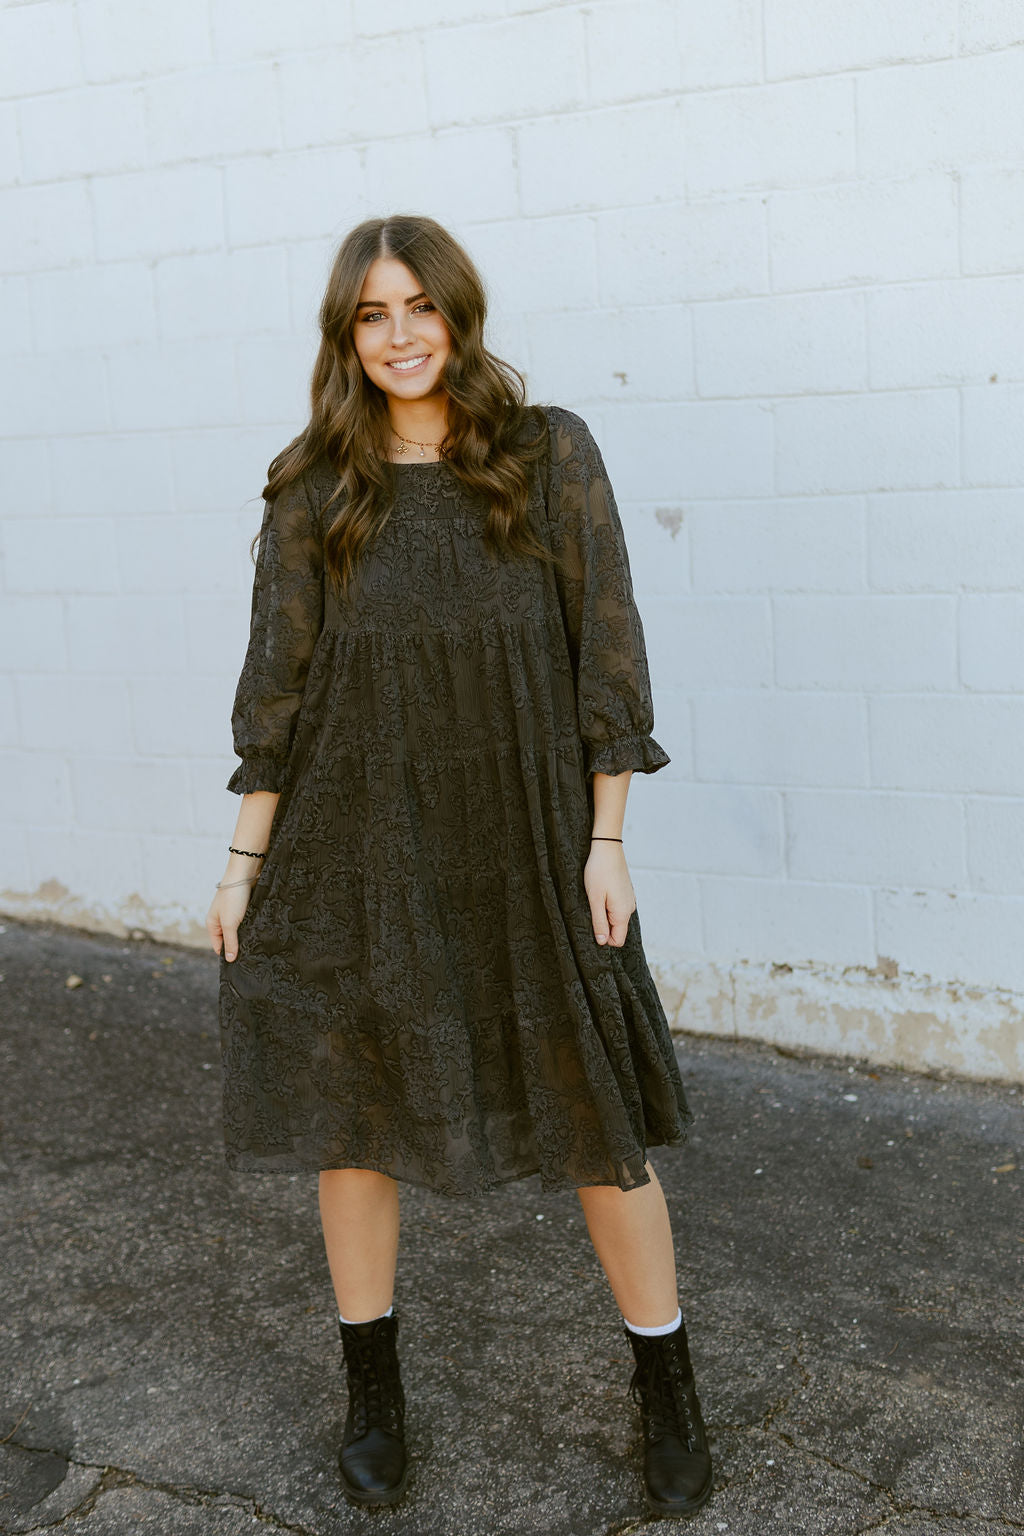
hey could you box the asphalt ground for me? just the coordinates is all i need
[0,915,1021,1535]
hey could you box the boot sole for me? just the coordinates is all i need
[340,1464,410,1507]
[644,1472,714,1520]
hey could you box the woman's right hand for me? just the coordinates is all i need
[206,879,257,963]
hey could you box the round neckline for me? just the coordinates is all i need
[388,458,445,469]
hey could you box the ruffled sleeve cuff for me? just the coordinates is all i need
[585,733,672,779]
[226,752,290,795]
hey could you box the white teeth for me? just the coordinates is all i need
[388,356,428,371]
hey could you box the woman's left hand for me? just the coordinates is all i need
[584,841,636,948]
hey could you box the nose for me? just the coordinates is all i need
[390,310,412,346]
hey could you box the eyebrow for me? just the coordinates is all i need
[356,292,429,309]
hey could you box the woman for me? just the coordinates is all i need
[206,213,712,1520]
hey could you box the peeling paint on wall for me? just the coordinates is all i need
[654,506,685,539]
[653,956,1024,1087]
[1,884,209,950]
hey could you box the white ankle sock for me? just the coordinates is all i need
[338,1304,393,1325]
[623,1306,682,1337]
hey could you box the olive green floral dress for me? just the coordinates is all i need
[219,404,692,1196]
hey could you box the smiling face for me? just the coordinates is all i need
[352,256,453,407]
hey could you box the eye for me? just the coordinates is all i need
[413,301,435,314]
[359,310,385,323]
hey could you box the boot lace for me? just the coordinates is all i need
[629,1337,700,1452]
[344,1325,405,1438]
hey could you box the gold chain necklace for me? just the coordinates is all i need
[393,429,445,459]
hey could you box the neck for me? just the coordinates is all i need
[387,395,449,445]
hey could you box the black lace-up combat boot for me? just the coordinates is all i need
[626,1318,713,1518]
[337,1313,408,1506]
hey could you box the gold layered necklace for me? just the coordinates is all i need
[393,429,445,459]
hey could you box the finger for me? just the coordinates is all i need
[606,899,636,948]
[588,891,610,945]
[222,924,239,963]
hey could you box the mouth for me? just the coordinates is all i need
[386,355,430,373]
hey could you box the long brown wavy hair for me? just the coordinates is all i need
[256,214,556,597]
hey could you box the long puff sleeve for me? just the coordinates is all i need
[544,407,671,780]
[226,468,325,795]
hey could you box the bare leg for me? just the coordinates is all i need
[576,1159,679,1326]
[318,1169,400,1321]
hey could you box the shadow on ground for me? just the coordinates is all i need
[0,917,1021,1535]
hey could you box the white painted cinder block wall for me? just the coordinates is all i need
[3,0,1024,1082]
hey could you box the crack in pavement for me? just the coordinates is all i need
[854,1517,1024,1535]
[762,1428,1024,1531]
[3,1439,321,1535]
[759,1330,813,1433]
[762,1424,901,1505]
[894,1516,1024,1532]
